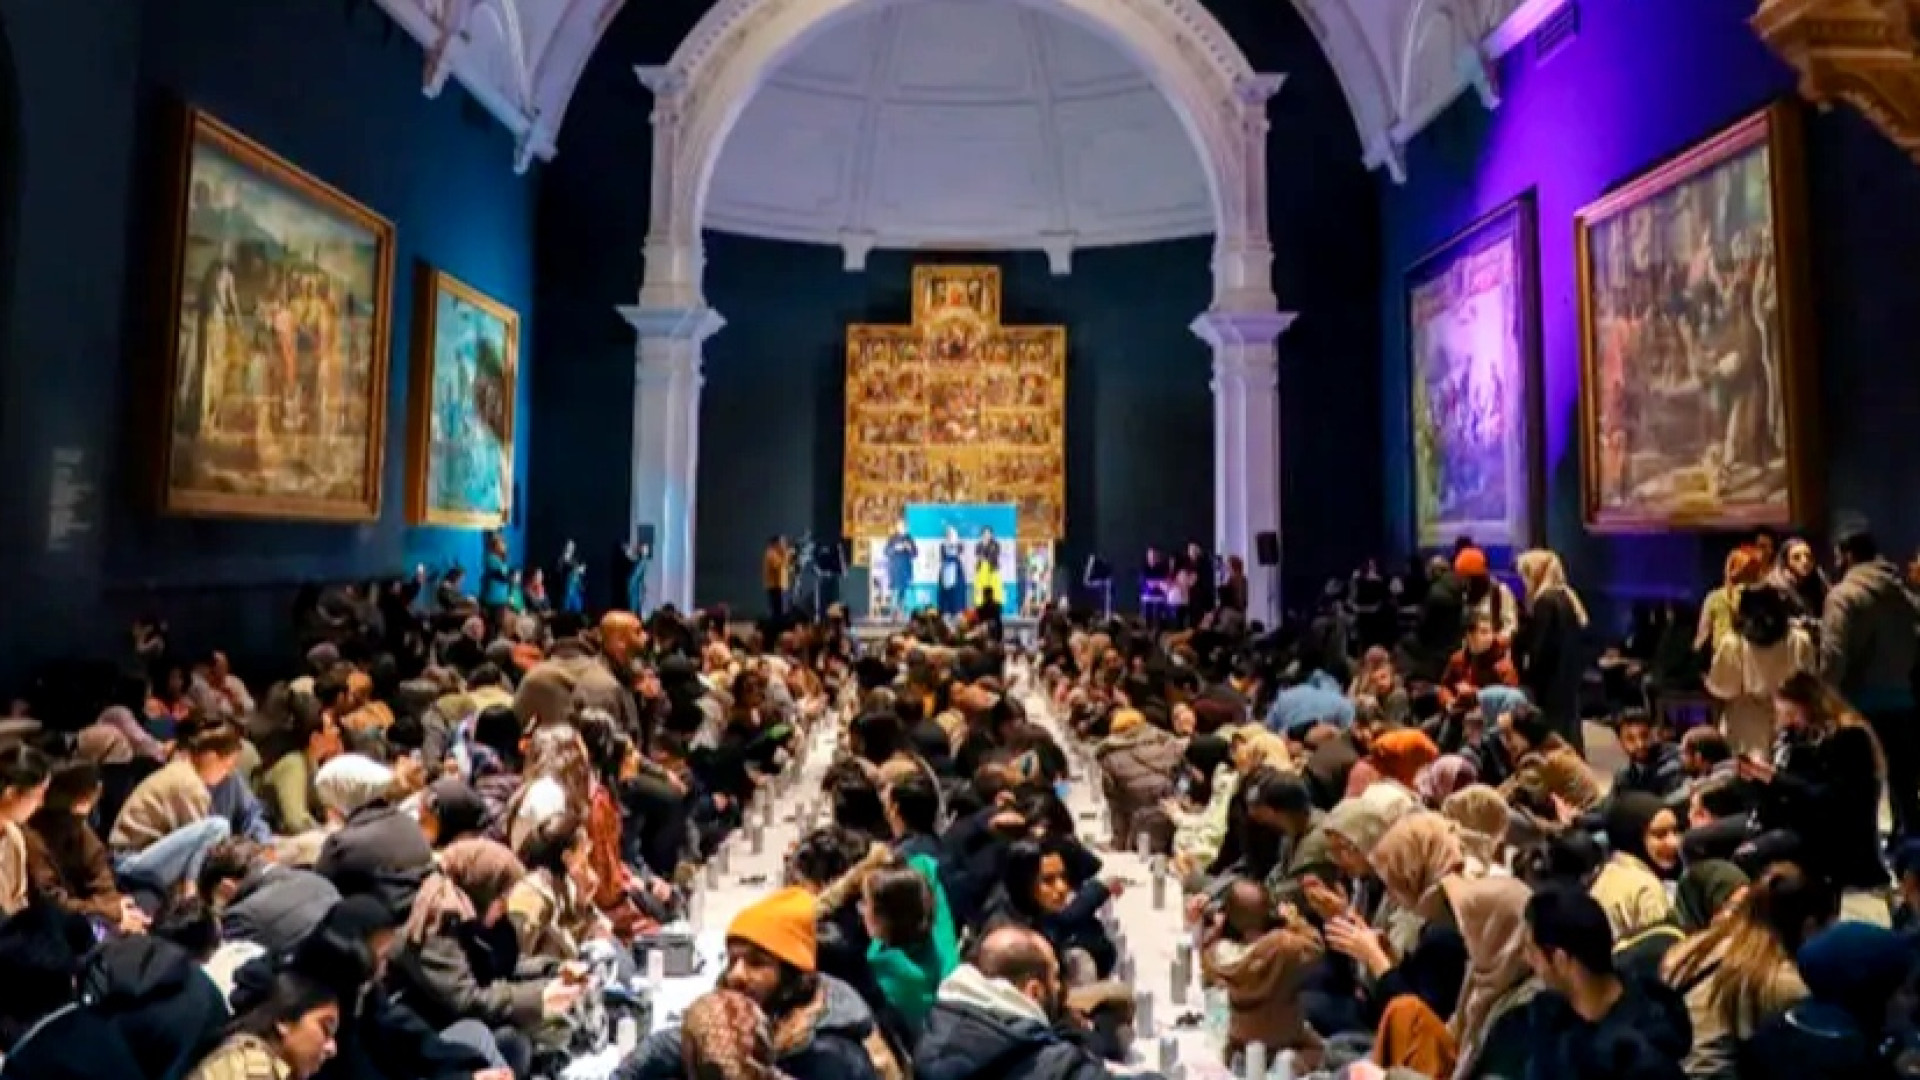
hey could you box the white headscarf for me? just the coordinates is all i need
[314,754,395,817]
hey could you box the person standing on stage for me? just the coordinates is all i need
[973,526,1004,609]
[885,518,918,621]
[1179,540,1214,627]
[937,526,968,617]
[763,535,791,622]
[1142,545,1170,625]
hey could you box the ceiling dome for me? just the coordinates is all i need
[704,0,1214,265]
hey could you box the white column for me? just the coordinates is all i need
[618,305,725,612]
[1191,310,1295,626]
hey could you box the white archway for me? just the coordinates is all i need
[621,0,1297,617]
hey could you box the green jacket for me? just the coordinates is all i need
[866,853,960,1026]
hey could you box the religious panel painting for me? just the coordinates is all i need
[843,266,1066,545]
[1576,102,1817,531]
[158,108,395,520]
[1405,195,1542,552]
[406,265,520,528]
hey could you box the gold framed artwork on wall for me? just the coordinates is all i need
[405,264,520,529]
[156,108,395,521]
[1575,101,1818,532]
[1404,194,1543,553]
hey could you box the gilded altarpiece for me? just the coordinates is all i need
[842,266,1066,551]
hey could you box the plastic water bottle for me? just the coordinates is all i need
[646,947,666,988]
[615,1015,639,1055]
[1246,1041,1267,1080]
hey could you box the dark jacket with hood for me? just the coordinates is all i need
[315,802,434,918]
[616,974,887,1080]
[387,912,552,1033]
[912,964,1107,1080]
[221,862,341,955]
[1523,975,1692,1080]
[79,935,228,1080]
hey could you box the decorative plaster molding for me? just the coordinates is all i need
[619,304,727,343]
[839,231,877,272]
[1754,0,1920,162]
[1190,310,1298,350]
[646,0,1273,300]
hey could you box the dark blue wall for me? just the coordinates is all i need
[533,0,1385,616]
[696,236,1215,612]
[0,0,537,686]
[1380,0,1920,628]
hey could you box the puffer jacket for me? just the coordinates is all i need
[1094,723,1184,852]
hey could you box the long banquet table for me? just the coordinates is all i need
[565,662,1235,1080]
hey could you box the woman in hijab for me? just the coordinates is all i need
[386,838,584,1038]
[1444,875,1539,1080]
[1417,755,1480,807]
[1345,729,1441,799]
[1514,549,1591,754]
[1440,785,1512,870]
[1330,813,1470,1078]
[1674,861,1749,935]
[1706,585,1814,757]
[1591,792,1683,978]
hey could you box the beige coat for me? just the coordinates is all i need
[1707,627,1813,756]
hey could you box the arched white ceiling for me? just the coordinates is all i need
[368,0,1554,180]
[699,1,1213,257]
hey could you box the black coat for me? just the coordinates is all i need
[1523,977,1691,1080]
[1759,727,1886,891]
[0,1005,146,1080]
[316,803,434,918]
[913,1000,1108,1080]
[79,936,228,1080]
[1518,590,1586,744]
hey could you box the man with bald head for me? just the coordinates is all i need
[514,611,643,734]
[913,926,1108,1080]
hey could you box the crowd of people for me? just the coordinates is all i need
[0,519,1915,1080]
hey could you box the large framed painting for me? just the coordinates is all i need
[1405,194,1542,552]
[1576,102,1816,532]
[405,265,520,528]
[158,108,395,520]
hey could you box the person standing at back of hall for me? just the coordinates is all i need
[1820,522,1920,839]
[764,535,791,622]
[886,518,918,621]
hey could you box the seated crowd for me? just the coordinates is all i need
[0,522,1915,1080]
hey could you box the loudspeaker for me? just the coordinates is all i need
[1255,531,1280,567]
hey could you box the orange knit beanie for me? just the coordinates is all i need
[727,886,818,973]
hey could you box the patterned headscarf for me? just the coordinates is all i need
[682,989,778,1080]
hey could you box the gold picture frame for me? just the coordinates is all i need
[157,108,396,521]
[1575,102,1818,532]
[405,264,521,528]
